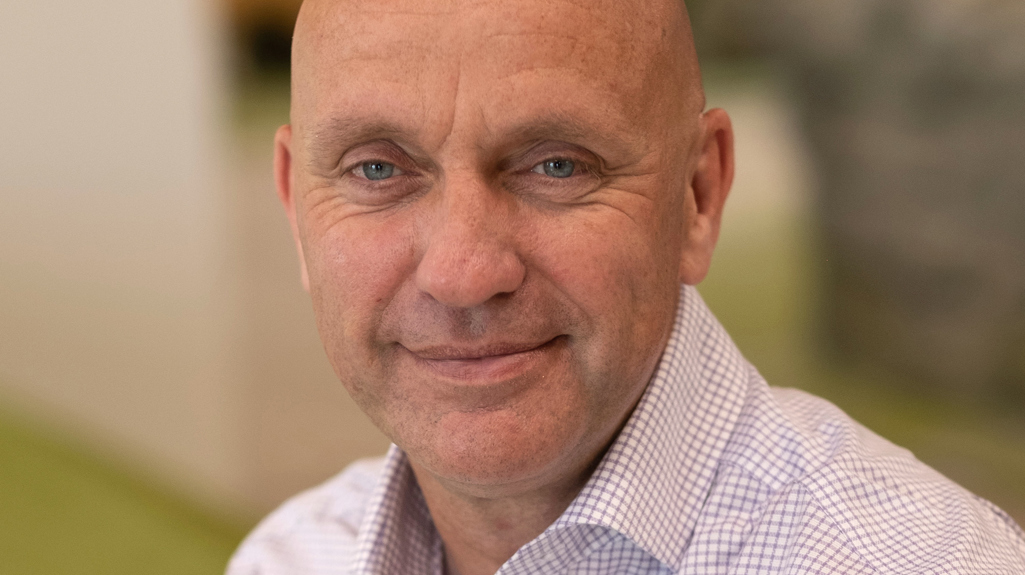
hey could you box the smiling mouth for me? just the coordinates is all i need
[403,337,563,382]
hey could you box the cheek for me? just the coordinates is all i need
[532,206,672,326]
[527,204,681,394]
[304,209,419,382]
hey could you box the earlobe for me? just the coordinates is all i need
[274,124,310,292]
[678,108,735,285]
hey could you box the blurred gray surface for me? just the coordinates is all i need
[699,0,1025,396]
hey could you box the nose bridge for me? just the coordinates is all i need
[440,170,493,235]
[415,172,525,308]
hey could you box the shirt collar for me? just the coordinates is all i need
[353,285,751,573]
[352,447,444,575]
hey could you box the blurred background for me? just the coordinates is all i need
[0,0,1022,572]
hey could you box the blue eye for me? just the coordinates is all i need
[532,159,576,178]
[361,161,396,180]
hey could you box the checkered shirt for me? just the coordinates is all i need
[228,285,1025,574]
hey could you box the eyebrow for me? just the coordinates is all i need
[304,110,642,171]
[498,112,639,165]
[305,116,414,169]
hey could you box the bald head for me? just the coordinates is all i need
[290,0,705,155]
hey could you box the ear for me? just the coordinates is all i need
[274,124,310,292]
[678,108,735,285]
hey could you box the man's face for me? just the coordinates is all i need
[280,0,720,492]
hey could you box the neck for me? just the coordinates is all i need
[410,459,595,575]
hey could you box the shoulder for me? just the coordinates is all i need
[707,380,1025,573]
[226,456,387,575]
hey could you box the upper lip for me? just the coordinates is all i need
[405,340,554,361]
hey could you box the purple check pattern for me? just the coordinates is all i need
[228,285,1025,574]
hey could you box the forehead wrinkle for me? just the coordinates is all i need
[304,33,438,89]
[484,32,580,49]
[479,33,581,83]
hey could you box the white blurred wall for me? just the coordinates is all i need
[0,0,246,512]
[0,0,389,518]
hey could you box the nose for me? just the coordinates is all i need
[415,177,526,308]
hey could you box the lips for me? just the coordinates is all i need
[402,337,562,382]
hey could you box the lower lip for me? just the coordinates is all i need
[409,339,560,382]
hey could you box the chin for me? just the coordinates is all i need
[413,407,588,491]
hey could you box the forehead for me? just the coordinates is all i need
[293,0,688,147]
[299,0,670,75]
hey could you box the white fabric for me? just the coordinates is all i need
[228,285,1025,574]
